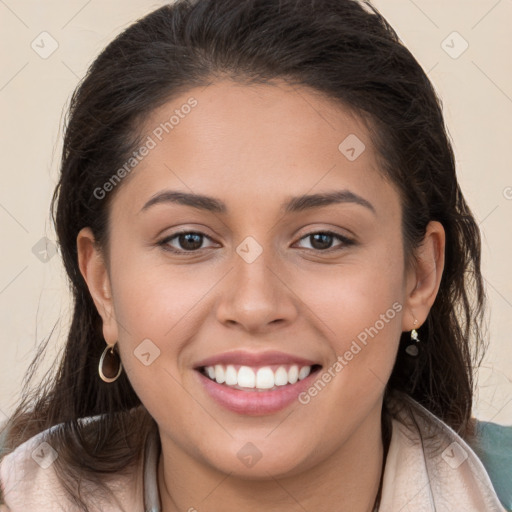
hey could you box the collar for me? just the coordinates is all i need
[1,394,505,511]
[379,393,506,511]
[143,422,161,511]
[141,393,507,512]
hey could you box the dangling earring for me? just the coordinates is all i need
[98,341,123,383]
[405,319,420,357]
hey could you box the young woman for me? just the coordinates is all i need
[0,0,508,510]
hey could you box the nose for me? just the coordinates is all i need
[215,246,299,334]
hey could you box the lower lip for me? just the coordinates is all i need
[195,368,320,415]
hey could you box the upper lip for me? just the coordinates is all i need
[194,350,321,369]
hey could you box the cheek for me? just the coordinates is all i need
[108,252,219,398]
[301,252,404,338]
[110,247,214,339]
[109,262,200,432]
[297,246,404,389]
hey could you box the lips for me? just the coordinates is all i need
[194,349,320,369]
[193,350,323,415]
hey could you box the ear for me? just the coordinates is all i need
[77,227,119,344]
[402,220,445,331]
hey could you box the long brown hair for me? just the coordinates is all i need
[0,0,487,509]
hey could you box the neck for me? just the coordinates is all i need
[157,404,387,512]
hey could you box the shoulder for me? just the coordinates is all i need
[0,415,144,512]
[0,424,64,511]
[382,392,509,511]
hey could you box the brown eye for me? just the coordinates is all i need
[296,231,355,252]
[159,231,215,253]
[175,233,203,251]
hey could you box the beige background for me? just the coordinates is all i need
[0,0,511,425]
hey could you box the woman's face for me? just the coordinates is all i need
[79,79,444,478]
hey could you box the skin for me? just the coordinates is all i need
[77,80,445,512]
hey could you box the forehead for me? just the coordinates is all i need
[112,79,398,218]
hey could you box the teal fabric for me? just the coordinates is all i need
[0,422,8,458]
[469,420,512,511]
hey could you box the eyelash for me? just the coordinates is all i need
[157,230,355,255]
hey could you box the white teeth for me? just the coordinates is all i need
[214,364,225,384]
[288,365,299,384]
[237,366,255,388]
[274,366,288,386]
[298,366,311,380]
[225,364,237,385]
[204,364,314,389]
[256,367,275,389]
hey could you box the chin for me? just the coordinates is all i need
[201,440,316,479]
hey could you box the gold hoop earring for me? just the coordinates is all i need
[98,342,123,383]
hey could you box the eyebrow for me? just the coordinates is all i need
[140,189,376,215]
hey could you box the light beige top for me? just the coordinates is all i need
[0,394,507,511]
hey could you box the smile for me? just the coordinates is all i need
[200,364,321,391]
[193,351,323,415]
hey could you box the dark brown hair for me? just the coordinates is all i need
[0,0,487,509]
